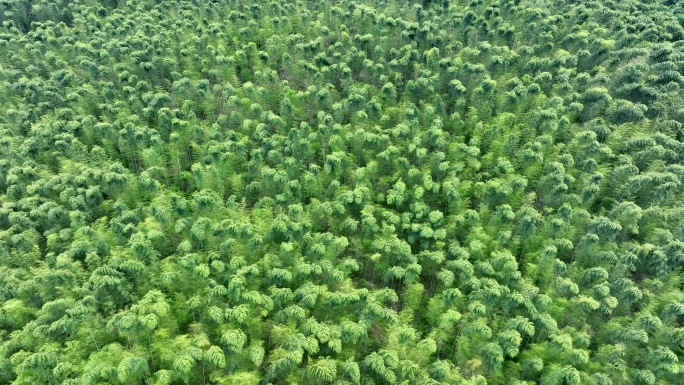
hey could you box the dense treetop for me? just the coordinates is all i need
[1,0,684,384]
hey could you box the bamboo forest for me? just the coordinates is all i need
[1,0,684,384]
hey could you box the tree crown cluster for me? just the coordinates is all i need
[1,0,684,384]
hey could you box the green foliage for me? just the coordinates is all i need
[1,0,684,384]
